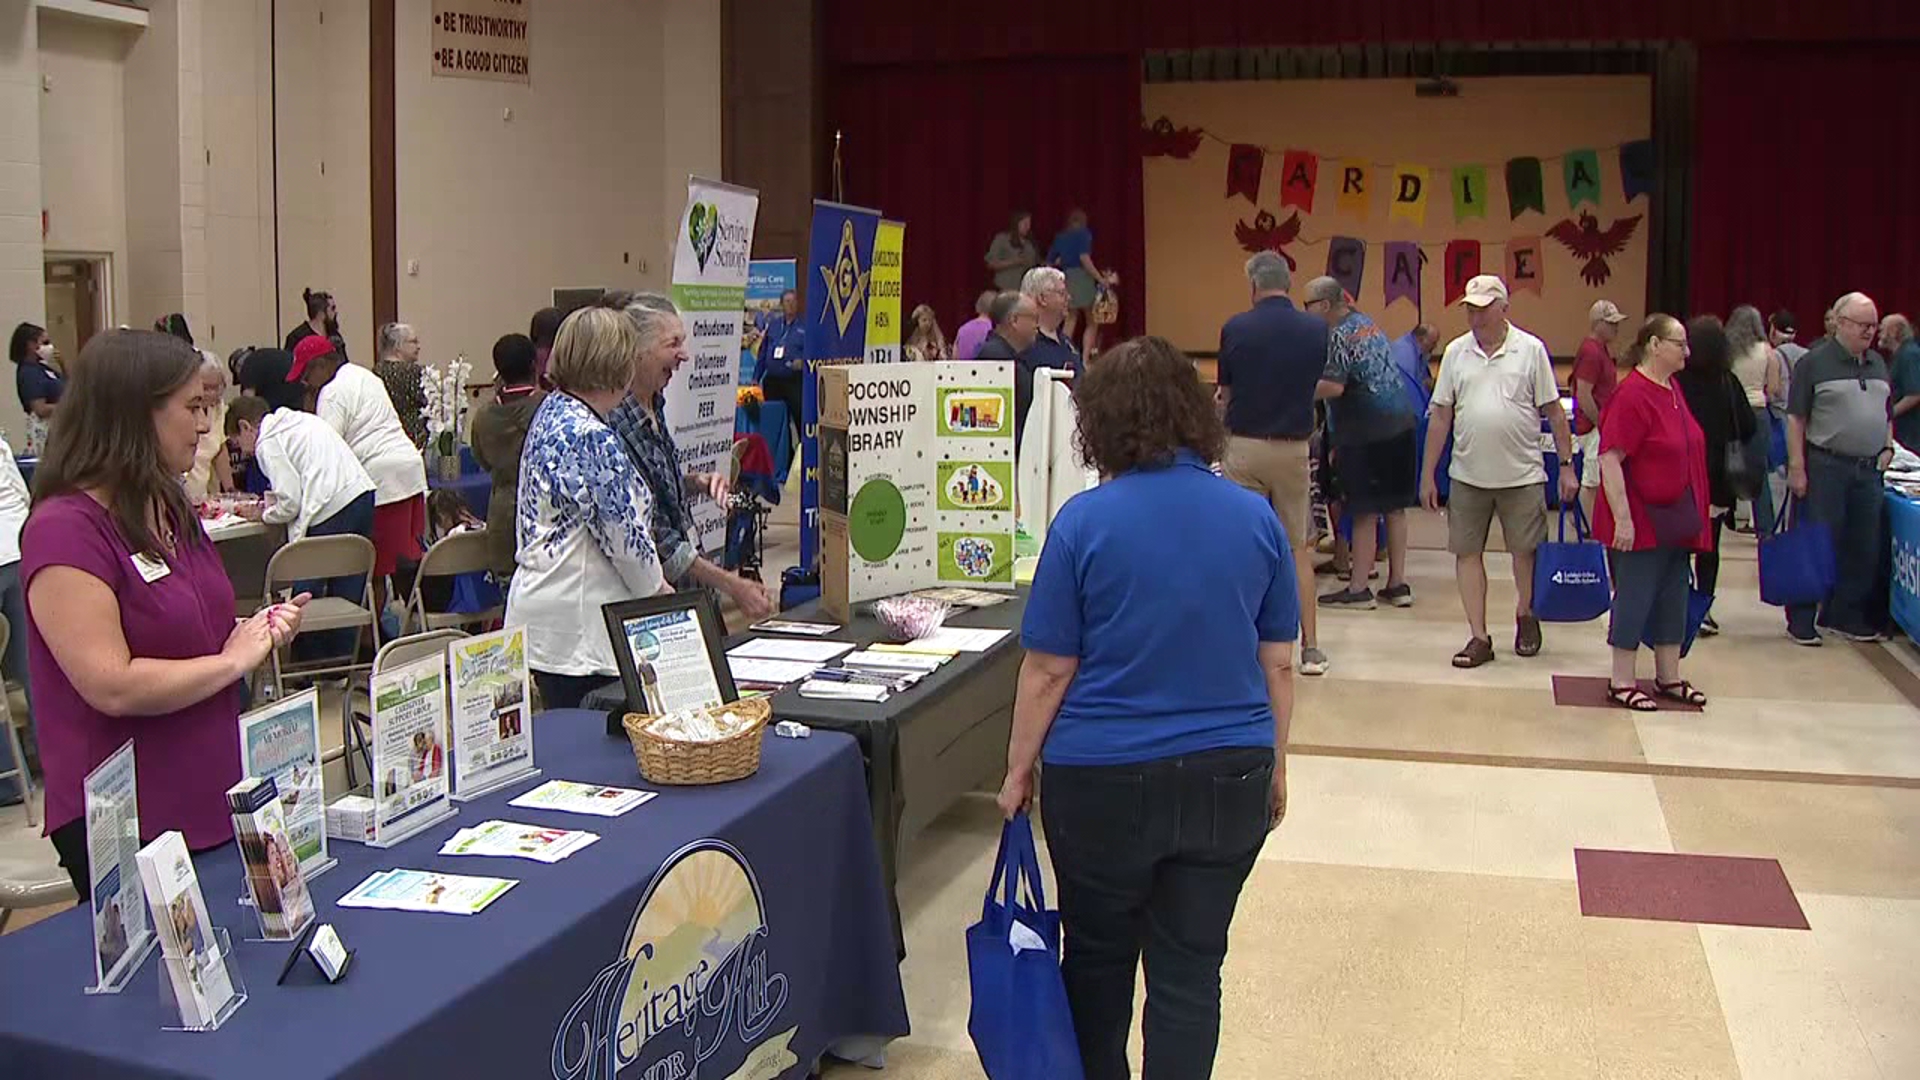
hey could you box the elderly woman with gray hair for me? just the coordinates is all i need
[603,292,776,623]
[374,321,429,448]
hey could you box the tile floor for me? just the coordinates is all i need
[4,494,1916,1079]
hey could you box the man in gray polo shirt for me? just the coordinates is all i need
[1784,290,1895,644]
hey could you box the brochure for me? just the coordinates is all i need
[226,777,315,940]
[726,637,856,664]
[370,652,454,844]
[618,606,724,713]
[910,587,1013,608]
[438,820,600,863]
[728,656,826,688]
[136,831,238,1026]
[507,779,656,818]
[748,618,843,636]
[903,626,1010,653]
[82,741,150,989]
[447,627,538,798]
[237,687,331,877]
[336,869,518,916]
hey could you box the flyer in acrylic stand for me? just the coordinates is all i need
[237,687,336,881]
[369,652,457,847]
[447,626,540,801]
[82,740,156,994]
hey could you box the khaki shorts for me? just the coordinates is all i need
[1224,436,1313,547]
[1447,480,1548,556]
[1575,429,1603,489]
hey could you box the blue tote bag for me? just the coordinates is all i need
[1758,495,1837,607]
[967,813,1084,1080]
[1533,500,1612,622]
[1644,571,1714,657]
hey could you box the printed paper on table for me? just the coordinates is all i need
[448,627,537,798]
[370,653,454,844]
[237,687,331,877]
[83,740,151,989]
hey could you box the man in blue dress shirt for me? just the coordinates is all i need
[755,289,807,463]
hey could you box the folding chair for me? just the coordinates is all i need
[340,630,469,783]
[404,530,501,634]
[0,860,73,935]
[264,535,378,785]
[0,616,34,828]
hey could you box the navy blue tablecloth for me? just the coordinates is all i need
[0,711,907,1079]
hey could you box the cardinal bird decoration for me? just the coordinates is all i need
[1547,211,1642,287]
[1142,116,1204,159]
[1233,209,1302,269]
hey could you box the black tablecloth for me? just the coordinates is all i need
[0,711,907,1079]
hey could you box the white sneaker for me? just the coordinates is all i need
[1299,646,1330,677]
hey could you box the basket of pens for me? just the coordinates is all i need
[621,697,772,786]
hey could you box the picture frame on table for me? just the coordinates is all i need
[601,592,740,731]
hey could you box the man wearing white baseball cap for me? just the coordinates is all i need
[1419,275,1576,668]
[1572,299,1630,519]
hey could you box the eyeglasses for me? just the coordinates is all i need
[1661,336,1688,346]
[1836,315,1877,333]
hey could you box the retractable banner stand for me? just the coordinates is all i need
[669,177,760,551]
[801,200,881,569]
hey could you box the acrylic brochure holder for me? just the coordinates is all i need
[239,855,335,913]
[450,763,540,804]
[158,928,248,1033]
[368,800,457,850]
[84,930,157,996]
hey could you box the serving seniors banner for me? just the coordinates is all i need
[801,200,881,569]
[670,177,759,551]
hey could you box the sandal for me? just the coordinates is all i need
[1515,615,1543,658]
[1452,636,1495,669]
[1607,684,1659,712]
[1654,680,1707,707]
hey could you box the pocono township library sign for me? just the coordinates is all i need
[432,0,531,84]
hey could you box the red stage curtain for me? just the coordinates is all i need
[828,57,1146,339]
[1691,43,1920,327]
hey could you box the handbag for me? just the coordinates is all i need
[1533,500,1611,622]
[1722,381,1763,502]
[967,812,1084,1080]
[1757,495,1838,607]
[1091,284,1119,326]
[1644,485,1703,548]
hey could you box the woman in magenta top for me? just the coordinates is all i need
[23,330,307,899]
[1593,314,1712,712]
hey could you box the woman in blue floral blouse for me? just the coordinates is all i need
[505,306,666,710]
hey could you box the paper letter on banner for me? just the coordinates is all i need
[1619,139,1655,202]
[670,178,759,550]
[1337,165,1370,221]
[1443,240,1482,306]
[1451,164,1487,223]
[1326,238,1366,300]
[1227,144,1264,204]
[1563,149,1602,209]
[865,220,904,363]
[1505,157,1545,219]
[1383,241,1423,309]
[1280,150,1318,212]
[1506,236,1543,296]
[1389,165,1429,227]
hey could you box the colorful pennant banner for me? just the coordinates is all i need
[1505,157,1546,220]
[1337,165,1370,220]
[1563,149,1602,210]
[1280,149,1319,212]
[1389,164,1430,226]
[1619,139,1654,202]
[1506,235,1544,295]
[1443,240,1482,306]
[1383,241,1423,309]
[1227,143,1264,203]
[1451,164,1488,223]
[1327,236,1366,299]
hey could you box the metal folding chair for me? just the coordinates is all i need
[264,535,379,785]
[0,616,35,828]
[340,630,469,783]
[404,530,501,634]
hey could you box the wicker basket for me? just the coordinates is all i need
[620,697,771,786]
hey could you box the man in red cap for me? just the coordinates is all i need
[288,335,428,619]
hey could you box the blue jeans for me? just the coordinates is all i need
[293,492,376,661]
[0,561,27,802]
[1787,448,1884,637]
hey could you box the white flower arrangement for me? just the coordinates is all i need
[421,353,472,458]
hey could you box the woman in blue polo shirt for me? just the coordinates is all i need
[10,322,65,456]
[996,335,1297,1080]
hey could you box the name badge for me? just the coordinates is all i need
[773,346,785,361]
[130,553,171,584]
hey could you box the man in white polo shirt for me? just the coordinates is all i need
[1420,275,1576,669]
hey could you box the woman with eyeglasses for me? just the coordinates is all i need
[1594,315,1715,711]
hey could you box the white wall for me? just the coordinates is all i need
[395,0,720,379]
[199,0,275,358]
[37,11,130,314]
[0,1,44,451]
[120,0,181,323]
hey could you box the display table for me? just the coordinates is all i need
[1884,490,1920,641]
[0,711,907,1080]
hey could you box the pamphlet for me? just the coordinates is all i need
[237,687,332,878]
[617,606,723,714]
[904,626,1011,653]
[136,831,238,1026]
[728,656,826,688]
[82,741,151,990]
[226,777,315,940]
[438,820,600,863]
[370,653,454,845]
[910,587,1013,608]
[507,779,656,818]
[447,627,538,799]
[798,679,891,703]
[336,869,518,916]
[748,618,843,636]
[727,637,856,664]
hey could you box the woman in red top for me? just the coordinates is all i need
[1594,314,1713,711]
